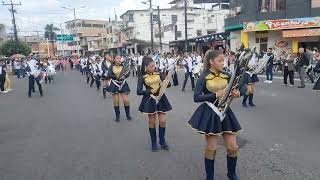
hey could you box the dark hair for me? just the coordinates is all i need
[140,56,154,77]
[268,48,273,50]
[203,50,222,71]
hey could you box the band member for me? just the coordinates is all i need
[168,53,179,86]
[265,48,274,84]
[95,57,103,91]
[137,56,172,152]
[0,59,6,93]
[102,54,112,98]
[26,57,43,97]
[240,65,259,107]
[188,50,241,180]
[107,55,131,122]
[182,53,195,92]
[86,57,91,84]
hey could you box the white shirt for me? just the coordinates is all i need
[183,57,193,73]
[167,58,176,71]
[138,56,143,66]
[26,60,39,76]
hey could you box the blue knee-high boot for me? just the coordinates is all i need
[227,156,239,180]
[124,106,132,120]
[159,126,169,150]
[114,106,120,122]
[149,128,157,152]
[204,148,216,180]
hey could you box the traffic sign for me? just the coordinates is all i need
[55,34,74,41]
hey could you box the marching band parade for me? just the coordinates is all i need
[1,0,320,179]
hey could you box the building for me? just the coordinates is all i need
[225,0,320,54]
[64,19,109,56]
[120,0,229,54]
[23,35,46,54]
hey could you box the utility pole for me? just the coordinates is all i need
[60,5,86,56]
[60,24,65,57]
[2,0,22,53]
[157,6,162,53]
[184,0,188,52]
[149,0,154,54]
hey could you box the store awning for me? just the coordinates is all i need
[283,28,320,38]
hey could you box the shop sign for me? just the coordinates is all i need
[283,28,320,37]
[244,17,320,32]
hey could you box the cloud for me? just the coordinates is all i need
[0,0,173,36]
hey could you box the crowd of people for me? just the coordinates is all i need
[1,45,320,180]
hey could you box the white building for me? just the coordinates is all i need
[120,0,229,54]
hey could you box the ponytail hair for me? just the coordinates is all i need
[140,56,154,77]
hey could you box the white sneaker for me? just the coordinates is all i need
[264,80,269,83]
[289,84,294,87]
[6,89,12,92]
[268,81,273,84]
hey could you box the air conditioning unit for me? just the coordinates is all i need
[234,6,242,14]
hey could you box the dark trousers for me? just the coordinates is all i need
[182,72,195,90]
[0,75,5,91]
[172,71,179,86]
[266,66,273,81]
[28,75,43,97]
[95,75,101,90]
[90,75,95,87]
[137,66,141,77]
[283,66,294,85]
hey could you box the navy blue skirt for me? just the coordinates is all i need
[139,94,172,114]
[188,103,242,135]
[107,80,130,94]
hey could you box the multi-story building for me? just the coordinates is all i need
[120,0,230,54]
[23,35,46,54]
[64,19,109,55]
[225,0,320,53]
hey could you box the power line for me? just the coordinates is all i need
[2,0,22,53]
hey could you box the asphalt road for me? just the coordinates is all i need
[0,70,319,180]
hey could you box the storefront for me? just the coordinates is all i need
[243,16,320,53]
[195,32,230,55]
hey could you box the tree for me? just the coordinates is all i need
[44,24,59,41]
[0,40,31,56]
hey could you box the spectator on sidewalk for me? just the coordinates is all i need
[296,47,310,88]
[282,48,295,87]
[264,48,274,84]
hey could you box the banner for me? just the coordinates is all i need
[283,28,320,38]
[244,17,320,32]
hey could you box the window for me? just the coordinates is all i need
[153,15,160,21]
[258,0,286,12]
[176,31,182,38]
[187,19,195,23]
[172,15,178,23]
[207,17,213,23]
[312,0,320,8]
[128,14,134,22]
[197,30,202,37]
[76,23,82,27]
[140,13,144,16]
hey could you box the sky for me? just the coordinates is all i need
[0,0,173,36]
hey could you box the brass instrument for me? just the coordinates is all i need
[218,48,256,114]
[151,59,178,103]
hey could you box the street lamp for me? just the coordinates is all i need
[60,5,87,56]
